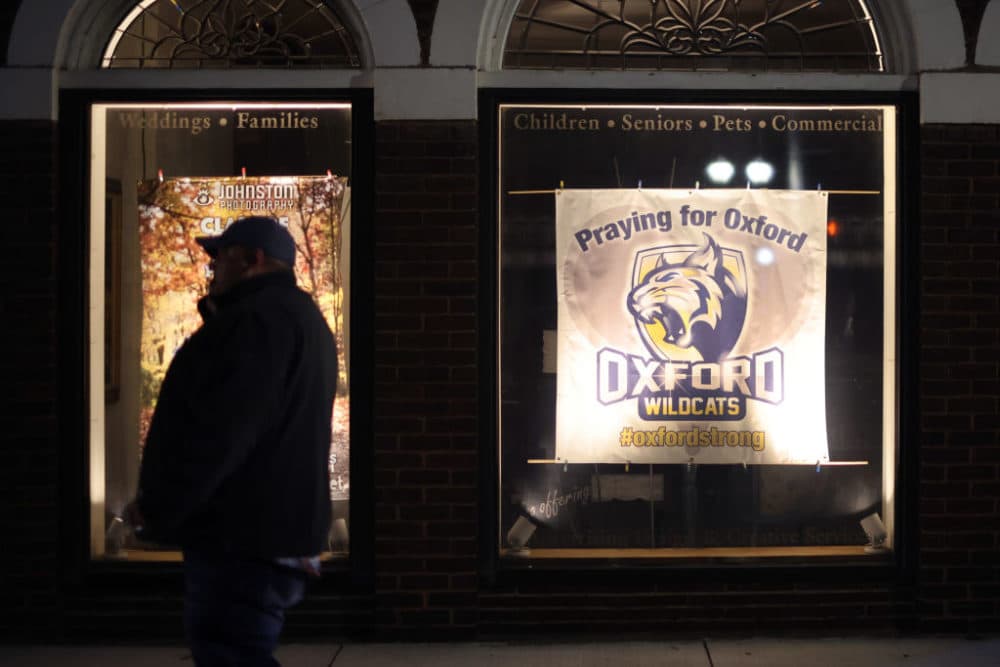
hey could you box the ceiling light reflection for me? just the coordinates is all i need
[706,159,735,184]
[746,160,775,185]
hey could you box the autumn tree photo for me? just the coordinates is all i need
[137,175,350,500]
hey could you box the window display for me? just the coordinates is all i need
[496,103,898,557]
[90,103,353,560]
[555,188,828,466]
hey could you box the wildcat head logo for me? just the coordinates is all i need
[627,233,748,362]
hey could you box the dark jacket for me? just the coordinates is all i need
[137,271,338,558]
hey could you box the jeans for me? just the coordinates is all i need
[183,550,308,667]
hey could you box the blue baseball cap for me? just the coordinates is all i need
[196,216,296,267]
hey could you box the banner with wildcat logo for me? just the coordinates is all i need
[555,189,829,465]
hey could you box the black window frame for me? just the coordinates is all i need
[477,87,920,586]
[57,87,375,595]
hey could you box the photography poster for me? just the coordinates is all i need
[137,175,350,500]
[555,188,829,465]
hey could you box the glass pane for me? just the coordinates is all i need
[91,103,353,561]
[103,0,361,69]
[504,0,883,72]
[498,104,896,557]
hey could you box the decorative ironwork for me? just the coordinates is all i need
[504,0,884,72]
[103,0,361,68]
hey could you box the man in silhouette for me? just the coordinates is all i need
[127,216,337,665]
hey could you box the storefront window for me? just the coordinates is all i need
[496,102,898,559]
[90,102,353,560]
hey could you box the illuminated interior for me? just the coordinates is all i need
[497,103,897,557]
[89,102,353,559]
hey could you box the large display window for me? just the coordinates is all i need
[493,100,902,559]
[89,102,354,561]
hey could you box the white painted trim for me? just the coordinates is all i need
[0,68,57,120]
[479,70,915,92]
[356,0,420,66]
[431,0,488,67]
[976,0,1000,66]
[59,69,373,90]
[867,0,916,74]
[904,0,966,71]
[375,68,476,120]
[881,107,898,549]
[921,73,1000,123]
[100,1,152,68]
[8,0,967,75]
[7,0,75,67]
[478,0,520,72]
[60,1,137,69]
[476,0,963,75]
[1,2,975,122]
[88,107,108,557]
[10,1,388,69]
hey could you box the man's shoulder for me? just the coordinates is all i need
[259,281,323,315]
[250,281,334,337]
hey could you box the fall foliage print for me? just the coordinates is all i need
[138,175,351,500]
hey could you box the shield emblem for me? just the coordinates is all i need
[629,236,748,362]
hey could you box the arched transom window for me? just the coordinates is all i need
[102,0,361,68]
[504,0,884,72]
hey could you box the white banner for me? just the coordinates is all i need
[555,189,829,465]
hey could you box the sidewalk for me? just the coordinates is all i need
[1,638,998,666]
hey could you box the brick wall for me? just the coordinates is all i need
[0,121,60,639]
[479,581,915,637]
[919,124,1000,635]
[469,125,999,638]
[2,119,999,641]
[373,120,479,638]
